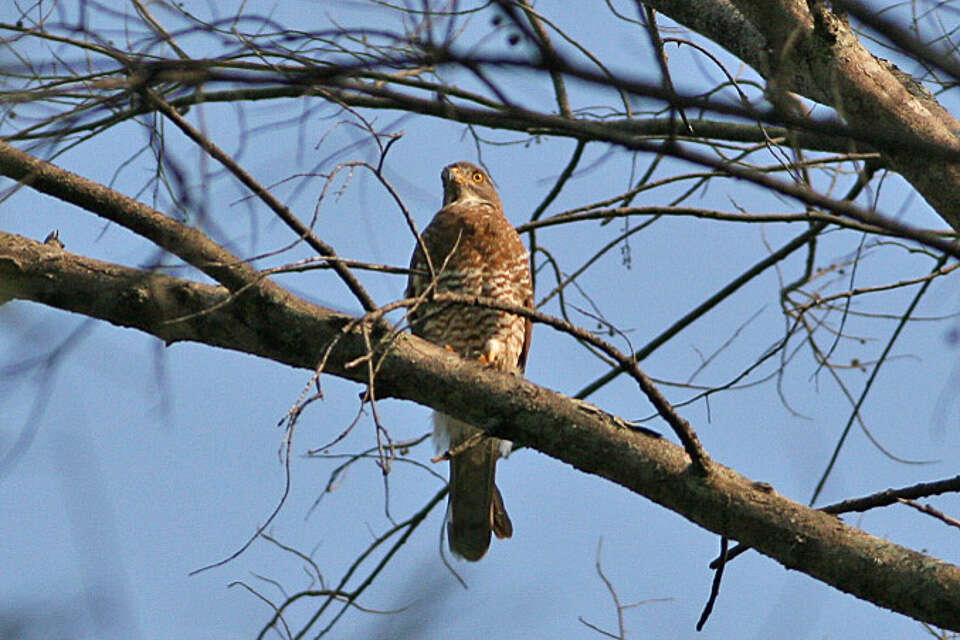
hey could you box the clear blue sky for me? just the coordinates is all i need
[2,2,959,638]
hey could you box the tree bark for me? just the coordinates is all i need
[2,228,958,630]
[645,0,960,229]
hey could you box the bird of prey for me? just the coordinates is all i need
[406,161,534,561]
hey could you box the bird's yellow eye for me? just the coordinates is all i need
[472,171,484,183]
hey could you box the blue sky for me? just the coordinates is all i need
[2,2,959,638]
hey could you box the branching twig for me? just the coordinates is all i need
[141,90,380,313]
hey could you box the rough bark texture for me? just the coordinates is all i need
[2,229,958,631]
[645,0,960,230]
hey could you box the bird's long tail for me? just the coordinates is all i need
[448,438,512,561]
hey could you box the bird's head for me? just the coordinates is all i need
[441,161,502,209]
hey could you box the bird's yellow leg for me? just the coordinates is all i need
[477,339,503,367]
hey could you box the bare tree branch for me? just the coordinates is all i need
[646,0,960,228]
[2,229,959,631]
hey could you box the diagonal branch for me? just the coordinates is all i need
[0,139,262,293]
[2,228,959,631]
[142,89,379,313]
[645,0,960,229]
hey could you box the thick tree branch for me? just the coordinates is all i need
[141,89,379,313]
[316,79,960,256]
[634,0,769,79]
[2,81,869,157]
[0,139,262,293]
[645,0,960,229]
[8,5,960,231]
[2,229,958,631]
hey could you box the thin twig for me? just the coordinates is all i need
[141,89,380,313]
[697,536,728,630]
[809,252,950,505]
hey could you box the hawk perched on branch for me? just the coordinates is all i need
[406,161,534,561]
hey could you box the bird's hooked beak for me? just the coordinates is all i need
[442,164,465,185]
[441,164,463,205]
